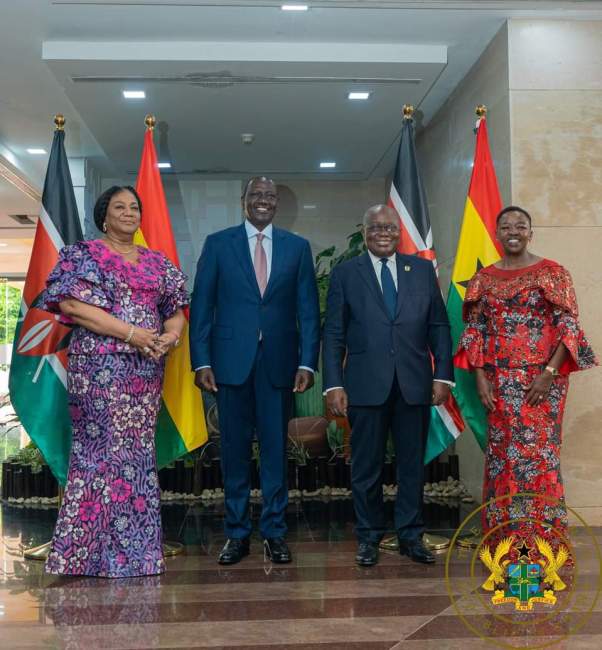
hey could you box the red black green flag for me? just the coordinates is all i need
[8,120,82,485]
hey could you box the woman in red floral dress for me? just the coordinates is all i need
[455,206,597,557]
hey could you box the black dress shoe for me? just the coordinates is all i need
[218,538,250,565]
[263,537,292,563]
[355,542,379,567]
[398,538,435,564]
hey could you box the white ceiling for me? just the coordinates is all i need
[1,0,602,253]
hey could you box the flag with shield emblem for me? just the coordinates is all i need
[8,116,82,485]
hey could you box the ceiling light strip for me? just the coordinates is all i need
[0,162,42,203]
[72,75,423,84]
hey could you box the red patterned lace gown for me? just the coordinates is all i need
[455,259,597,556]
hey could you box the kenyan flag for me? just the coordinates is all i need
[387,110,464,464]
[8,120,83,485]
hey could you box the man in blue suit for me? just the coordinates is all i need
[190,177,320,565]
[323,204,453,567]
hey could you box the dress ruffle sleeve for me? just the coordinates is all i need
[39,243,111,324]
[454,273,487,371]
[545,266,598,374]
[158,259,189,320]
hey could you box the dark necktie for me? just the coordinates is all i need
[380,258,397,319]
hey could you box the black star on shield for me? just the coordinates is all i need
[516,540,533,562]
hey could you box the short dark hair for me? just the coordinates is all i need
[241,176,275,200]
[93,185,142,232]
[496,205,532,227]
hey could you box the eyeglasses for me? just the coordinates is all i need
[365,224,400,234]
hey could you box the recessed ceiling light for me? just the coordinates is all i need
[320,162,336,169]
[26,148,46,155]
[348,92,371,100]
[0,242,8,247]
[281,4,308,11]
[123,90,146,99]
[303,204,317,210]
[157,162,172,169]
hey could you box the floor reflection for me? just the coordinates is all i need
[2,498,598,649]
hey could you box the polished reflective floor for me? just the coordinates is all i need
[1,499,600,649]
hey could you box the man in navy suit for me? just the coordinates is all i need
[323,204,453,567]
[190,177,320,565]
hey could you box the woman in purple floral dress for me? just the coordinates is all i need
[40,185,188,578]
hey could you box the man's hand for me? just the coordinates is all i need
[293,369,314,393]
[326,388,348,418]
[195,368,218,393]
[431,381,451,406]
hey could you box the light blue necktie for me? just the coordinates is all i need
[380,258,397,320]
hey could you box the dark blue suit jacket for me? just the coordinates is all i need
[322,252,453,406]
[189,223,320,388]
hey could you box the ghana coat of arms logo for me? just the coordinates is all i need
[479,535,570,611]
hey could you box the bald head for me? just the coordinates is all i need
[362,204,400,258]
[362,204,398,227]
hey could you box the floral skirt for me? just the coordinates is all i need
[482,365,569,560]
[45,353,165,578]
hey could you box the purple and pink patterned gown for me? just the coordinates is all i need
[40,239,188,578]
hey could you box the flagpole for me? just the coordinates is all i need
[378,103,449,555]
[23,114,67,561]
[138,114,185,558]
[411,97,450,552]
[454,104,488,550]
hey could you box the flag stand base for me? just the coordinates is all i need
[379,533,450,552]
[456,532,481,549]
[23,541,52,561]
[162,541,184,556]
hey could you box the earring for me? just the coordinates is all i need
[102,222,107,233]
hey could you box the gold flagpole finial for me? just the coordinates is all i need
[54,114,65,131]
[144,114,156,130]
[402,104,415,120]
[475,104,487,118]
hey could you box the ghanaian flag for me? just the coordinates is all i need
[134,124,207,466]
[447,116,503,450]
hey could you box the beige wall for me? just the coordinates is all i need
[509,20,602,525]
[275,179,386,257]
[416,23,512,500]
[417,19,602,523]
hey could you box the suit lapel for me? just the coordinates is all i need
[262,227,283,301]
[357,253,389,318]
[230,223,261,299]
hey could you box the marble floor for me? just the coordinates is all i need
[0,499,600,649]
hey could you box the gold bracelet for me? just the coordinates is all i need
[124,324,135,344]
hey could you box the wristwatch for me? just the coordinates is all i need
[544,365,559,376]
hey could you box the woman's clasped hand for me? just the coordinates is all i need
[128,327,178,359]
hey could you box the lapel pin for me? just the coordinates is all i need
[404,265,411,272]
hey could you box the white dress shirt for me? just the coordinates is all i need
[325,250,453,392]
[368,250,397,290]
[196,219,313,374]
